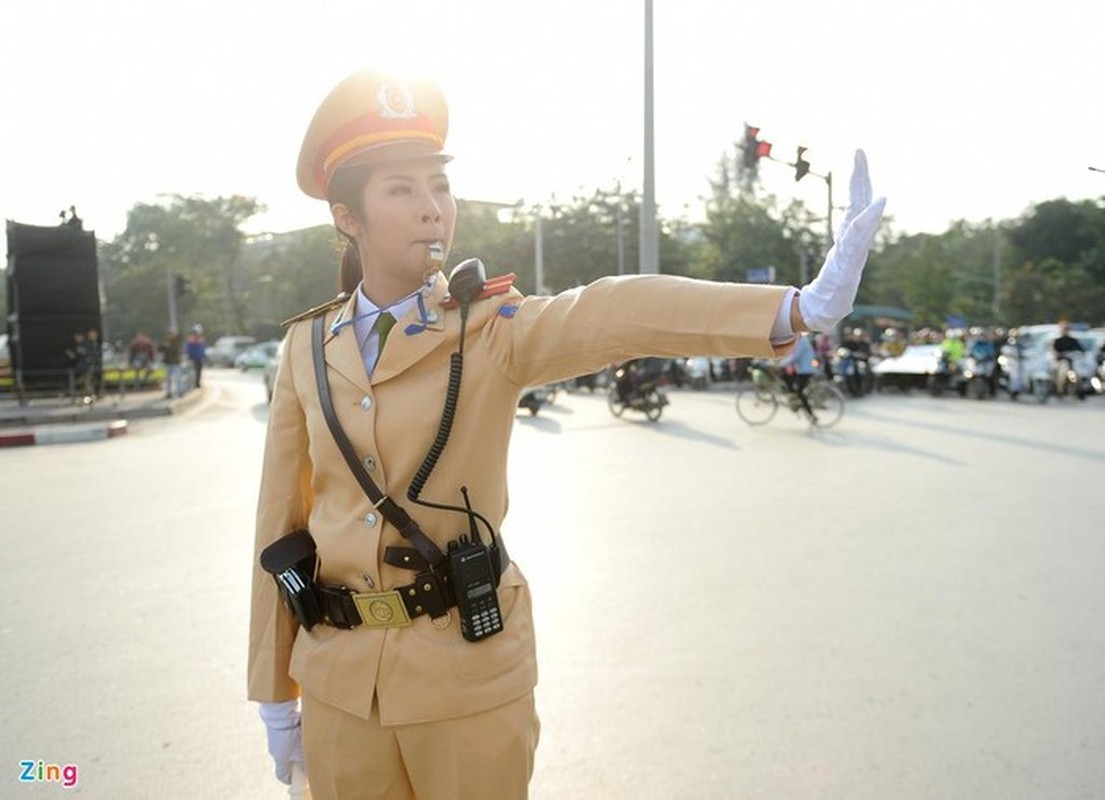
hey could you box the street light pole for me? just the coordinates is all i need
[534,208,545,294]
[639,0,659,274]
[616,202,626,275]
[165,269,179,332]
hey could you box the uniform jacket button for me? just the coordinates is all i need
[426,310,439,324]
[363,455,376,470]
[360,395,373,411]
[363,512,378,527]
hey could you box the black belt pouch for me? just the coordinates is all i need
[260,529,323,630]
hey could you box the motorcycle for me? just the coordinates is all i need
[607,363,669,421]
[927,354,966,397]
[832,346,872,397]
[1053,356,1089,401]
[961,354,997,400]
[518,385,550,415]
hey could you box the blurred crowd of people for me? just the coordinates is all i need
[62,323,207,403]
[577,320,1105,406]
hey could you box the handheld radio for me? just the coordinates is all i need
[446,488,503,641]
[449,536,504,641]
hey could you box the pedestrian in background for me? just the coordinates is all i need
[127,331,157,389]
[249,68,885,800]
[161,327,183,399]
[84,327,102,398]
[186,324,206,390]
[814,331,835,380]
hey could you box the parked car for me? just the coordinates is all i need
[263,336,286,403]
[206,335,257,367]
[871,344,944,391]
[235,340,280,371]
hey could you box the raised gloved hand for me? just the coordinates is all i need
[259,700,305,786]
[798,149,886,332]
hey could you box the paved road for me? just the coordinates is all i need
[1,372,1103,799]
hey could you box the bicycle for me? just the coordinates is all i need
[735,364,845,428]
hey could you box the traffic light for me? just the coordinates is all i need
[795,146,811,181]
[741,124,772,170]
[174,274,191,296]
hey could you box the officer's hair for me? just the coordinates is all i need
[327,165,374,295]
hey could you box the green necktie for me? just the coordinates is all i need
[374,311,397,354]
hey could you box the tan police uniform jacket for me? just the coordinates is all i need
[248,272,793,726]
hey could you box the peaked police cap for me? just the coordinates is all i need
[296,70,450,200]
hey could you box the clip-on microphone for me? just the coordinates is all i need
[448,258,487,314]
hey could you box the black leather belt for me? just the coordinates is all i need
[318,550,455,632]
[315,543,508,630]
[316,571,454,630]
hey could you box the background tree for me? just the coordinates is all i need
[449,200,534,291]
[540,188,640,290]
[99,195,261,344]
[236,225,340,340]
[693,147,825,288]
[1002,198,1105,324]
[70,156,1105,355]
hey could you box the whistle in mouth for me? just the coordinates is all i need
[426,241,445,270]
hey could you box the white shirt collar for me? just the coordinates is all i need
[350,277,435,376]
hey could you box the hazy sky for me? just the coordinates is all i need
[2,0,1102,248]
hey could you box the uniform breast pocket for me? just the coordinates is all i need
[448,569,536,682]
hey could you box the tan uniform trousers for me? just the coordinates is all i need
[301,691,540,800]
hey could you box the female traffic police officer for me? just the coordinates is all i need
[249,68,886,799]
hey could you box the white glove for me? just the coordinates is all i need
[798,149,887,332]
[259,700,305,786]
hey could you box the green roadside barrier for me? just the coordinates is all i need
[0,367,166,391]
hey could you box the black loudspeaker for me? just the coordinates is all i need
[5,220,102,389]
[12,319,100,374]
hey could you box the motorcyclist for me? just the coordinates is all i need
[814,333,834,381]
[941,328,965,363]
[882,327,906,358]
[940,328,965,369]
[613,358,648,403]
[1052,321,1085,397]
[965,327,997,397]
[839,327,871,396]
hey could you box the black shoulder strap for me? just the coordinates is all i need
[310,315,446,568]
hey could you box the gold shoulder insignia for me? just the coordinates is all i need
[442,273,518,309]
[280,292,350,328]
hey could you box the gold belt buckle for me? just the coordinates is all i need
[352,590,412,629]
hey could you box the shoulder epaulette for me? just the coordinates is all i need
[442,273,518,310]
[280,292,350,328]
